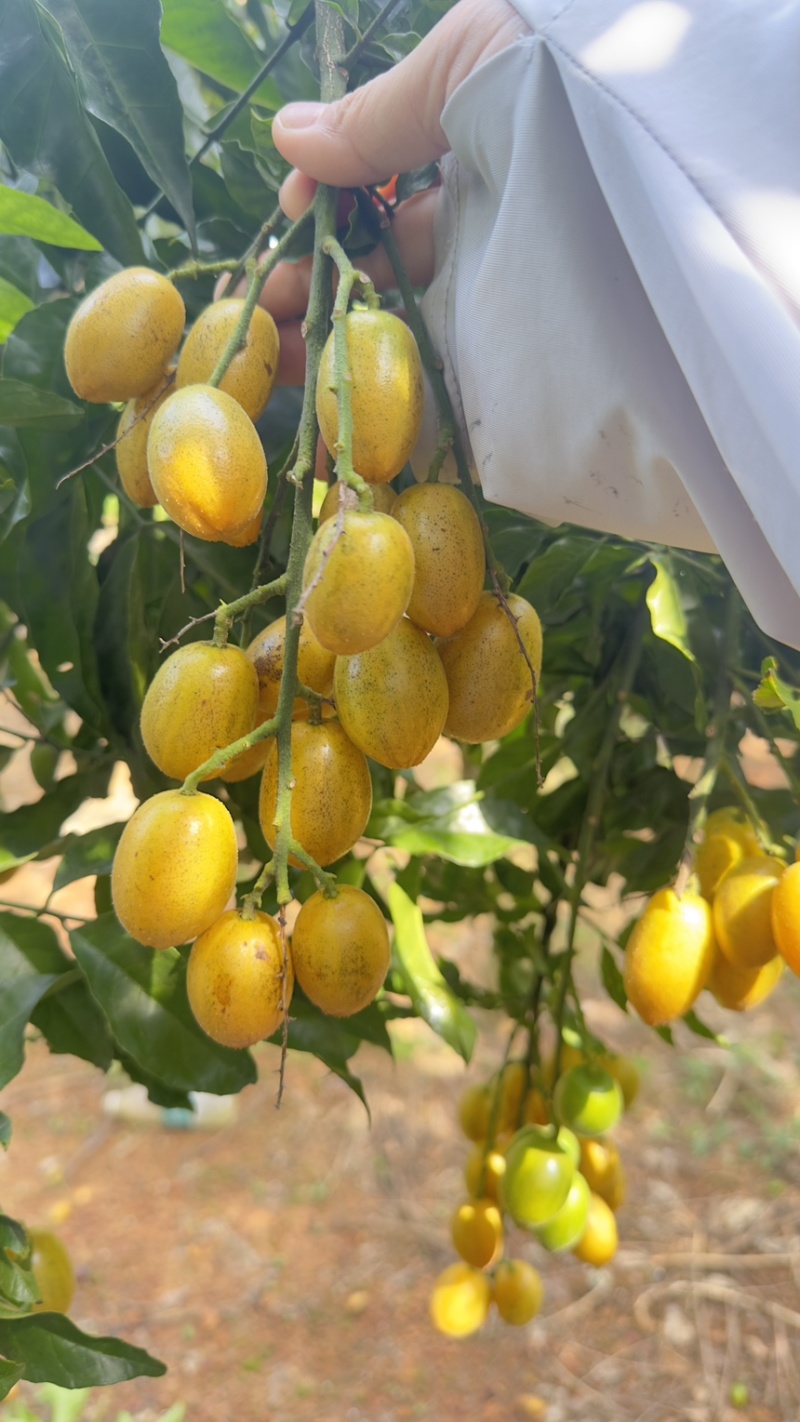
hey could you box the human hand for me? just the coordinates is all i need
[245,0,530,384]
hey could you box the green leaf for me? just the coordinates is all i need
[0,1313,165,1386]
[387,882,476,1062]
[0,0,143,264]
[0,913,65,1087]
[0,770,111,874]
[646,555,697,664]
[0,1357,24,1399]
[12,912,114,1070]
[0,186,101,251]
[387,782,524,868]
[53,822,125,891]
[70,915,257,1096]
[754,657,800,730]
[0,379,83,431]
[0,277,34,344]
[0,1113,10,1149]
[160,0,280,107]
[683,1009,725,1044]
[39,0,196,243]
[600,945,628,1012]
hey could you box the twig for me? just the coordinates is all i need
[55,373,175,489]
[320,235,376,508]
[0,900,92,924]
[342,0,406,69]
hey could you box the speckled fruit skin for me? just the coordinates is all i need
[115,369,174,507]
[437,591,542,744]
[713,855,785,969]
[302,509,415,655]
[492,1260,543,1326]
[318,480,396,524]
[65,267,185,403]
[28,1229,76,1314]
[247,615,336,723]
[623,888,715,1025]
[176,299,279,422]
[771,860,800,976]
[392,482,485,636]
[140,641,259,782]
[258,720,372,868]
[290,884,390,1018]
[334,617,449,770]
[111,790,237,950]
[429,1263,491,1338]
[148,384,267,543]
[316,309,424,484]
[708,947,784,1011]
[186,910,293,1049]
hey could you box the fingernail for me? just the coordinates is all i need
[277,102,324,130]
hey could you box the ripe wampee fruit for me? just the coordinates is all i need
[65,267,185,403]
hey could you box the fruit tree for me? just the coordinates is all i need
[0,0,799,1394]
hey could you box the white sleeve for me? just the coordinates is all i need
[419,0,800,649]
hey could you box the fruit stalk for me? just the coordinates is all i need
[211,574,288,647]
[321,236,376,510]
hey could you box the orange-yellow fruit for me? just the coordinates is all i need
[623,888,716,1025]
[246,615,336,725]
[713,856,785,970]
[302,509,415,655]
[495,1060,529,1132]
[573,1192,618,1267]
[65,267,185,403]
[186,909,292,1049]
[771,860,800,977]
[438,592,542,743]
[140,641,259,782]
[28,1229,75,1314]
[450,1198,503,1268]
[429,1262,491,1338]
[111,789,237,949]
[391,483,485,637]
[226,509,262,547]
[464,1139,509,1202]
[258,720,372,868]
[491,1260,543,1326]
[291,885,390,1017]
[704,808,761,852]
[334,617,449,769]
[601,1054,640,1110]
[115,369,174,507]
[579,1139,626,1211]
[523,1087,550,1126]
[319,481,396,523]
[176,299,279,422]
[148,384,267,543]
[708,947,784,1011]
[695,832,748,901]
[458,1085,491,1142]
[316,309,424,484]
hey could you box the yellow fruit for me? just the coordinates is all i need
[464,1140,508,1202]
[771,860,800,976]
[623,888,716,1025]
[302,509,415,655]
[140,641,259,782]
[334,617,449,769]
[28,1229,75,1314]
[65,267,185,403]
[450,1198,503,1269]
[291,885,390,1017]
[429,1262,491,1338]
[458,1085,491,1142]
[316,309,424,484]
[522,1088,550,1126]
[600,1054,640,1109]
[176,299,279,421]
[258,720,372,868]
[148,384,267,543]
[438,592,542,744]
[708,947,784,1011]
[704,808,761,852]
[492,1259,543,1326]
[226,509,262,547]
[115,369,174,507]
[186,909,293,1049]
[695,832,747,900]
[579,1139,626,1211]
[247,614,336,725]
[111,789,237,949]
[572,1192,618,1267]
[392,483,485,636]
[713,856,784,969]
[495,1060,529,1132]
[319,480,396,523]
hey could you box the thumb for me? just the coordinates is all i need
[272,0,528,188]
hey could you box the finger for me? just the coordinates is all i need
[274,321,308,385]
[272,0,528,188]
[280,170,317,221]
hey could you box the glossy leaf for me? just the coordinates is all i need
[14,914,114,1069]
[600,945,627,1012]
[0,1358,24,1399]
[0,379,83,431]
[0,277,34,343]
[646,555,697,665]
[0,0,143,264]
[388,882,476,1062]
[0,1314,165,1386]
[53,822,126,891]
[0,913,64,1088]
[70,915,257,1096]
[40,0,196,242]
[160,0,280,106]
[0,186,101,250]
[754,656,800,730]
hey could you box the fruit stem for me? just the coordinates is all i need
[167,257,240,282]
[240,860,276,920]
[342,0,406,68]
[321,236,375,512]
[212,574,288,647]
[181,713,279,793]
[551,594,649,1088]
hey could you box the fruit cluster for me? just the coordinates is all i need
[624,808,800,1027]
[430,1048,637,1337]
[63,269,543,1055]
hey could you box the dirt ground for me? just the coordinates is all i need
[2,731,800,1422]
